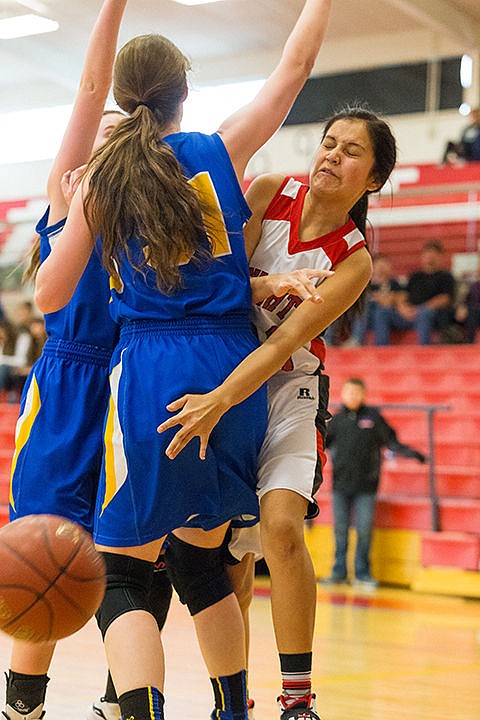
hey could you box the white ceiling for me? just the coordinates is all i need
[0,0,479,115]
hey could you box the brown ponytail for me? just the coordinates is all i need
[84,34,216,293]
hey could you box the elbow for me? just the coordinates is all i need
[34,284,69,315]
[78,73,112,100]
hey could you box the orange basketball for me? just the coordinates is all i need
[0,514,106,643]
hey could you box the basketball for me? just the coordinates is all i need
[0,514,106,643]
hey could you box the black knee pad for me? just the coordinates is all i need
[96,552,155,638]
[149,554,173,631]
[165,534,233,616]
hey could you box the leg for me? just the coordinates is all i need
[90,551,173,720]
[352,492,376,582]
[330,491,352,580]
[414,304,435,345]
[227,553,255,665]
[168,525,249,719]
[95,540,166,720]
[260,489,319,717]
[4,642,54,720]
[173,523,246,677]
[260,490,315,654]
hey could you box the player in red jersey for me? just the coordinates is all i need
[159,106,397,720]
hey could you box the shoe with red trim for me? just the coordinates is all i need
[277,693,321,720]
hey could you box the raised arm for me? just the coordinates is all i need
[34,178,96,314]
[158,247,372,459]
[218,0,332,181]
[47,0,127,225]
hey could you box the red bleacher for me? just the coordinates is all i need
[316,344,480,574]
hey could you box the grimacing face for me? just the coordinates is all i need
[310,119,379,205]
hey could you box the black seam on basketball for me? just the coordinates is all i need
[1,583,54,639]
[0,524,103,632]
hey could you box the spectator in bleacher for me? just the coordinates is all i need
[321,377,426,588]
[442,108,480,165]
[11,316,47,391]
[455,278,480,343]
[0,318,32,399]
[372,240,456,345]
[346,253,404,345]
[14,299,35,333]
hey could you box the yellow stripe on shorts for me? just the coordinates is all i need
[102,352,128,514]
[9,374,41,510]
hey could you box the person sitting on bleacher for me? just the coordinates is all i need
[346,254,404,346]
[455,278,480,343]
[372,241,456,345]
[442,108,480,165]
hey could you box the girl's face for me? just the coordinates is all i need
[309,119,379,207]
[93,113,124,152]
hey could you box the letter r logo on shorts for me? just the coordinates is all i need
[297,387,314,400]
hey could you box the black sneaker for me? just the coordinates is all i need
[277,693,321,720]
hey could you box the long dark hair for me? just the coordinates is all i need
[322,105,397,340]
[84,34,215,293]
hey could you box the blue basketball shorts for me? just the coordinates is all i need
[9,338,112,533]
[94,315,268,548]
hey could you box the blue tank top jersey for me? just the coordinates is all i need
[36,208,118,350]
[108,132,253,323]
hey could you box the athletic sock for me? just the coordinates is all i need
[118,686,164,720]
[210,669,248,719]
[279,652,312,705]
[5,670,49,718]
[103,671,118,704]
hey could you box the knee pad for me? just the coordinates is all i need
[96,552,154,638]
[149,554,173,631]
[165,534,233,616]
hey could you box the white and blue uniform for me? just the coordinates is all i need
[9,209,118,533]
[95,132,267,547]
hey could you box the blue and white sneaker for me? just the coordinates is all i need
[86,697,121,720]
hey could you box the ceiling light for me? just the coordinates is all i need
[0,13,59,39]
[172,0,226,6]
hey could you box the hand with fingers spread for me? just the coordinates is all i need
[251,268,334,304]
[157,389,230,460]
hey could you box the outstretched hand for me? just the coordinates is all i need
[157,389,230,460]
[273,267,334,301]
[255,268,334,304]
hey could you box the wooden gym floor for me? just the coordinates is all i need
[0,582,479,720]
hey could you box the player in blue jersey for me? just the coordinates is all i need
[34,3,333,719]
[3,4,131,720]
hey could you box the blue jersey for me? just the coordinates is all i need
[95,132,267,544]
[37,209,118,350]
[108,132,252,323]
[11,210,118,532]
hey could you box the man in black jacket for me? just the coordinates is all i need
[322,378,425,588]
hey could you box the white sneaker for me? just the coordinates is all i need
[2,705,44,720]
[86,698,121,720]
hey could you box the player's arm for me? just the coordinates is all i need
[47,0,127,224]
[158,248,372,459]
[217,0,331,181]
[34,179,96,314]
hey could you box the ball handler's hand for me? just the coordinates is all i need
[157,389,230,460]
